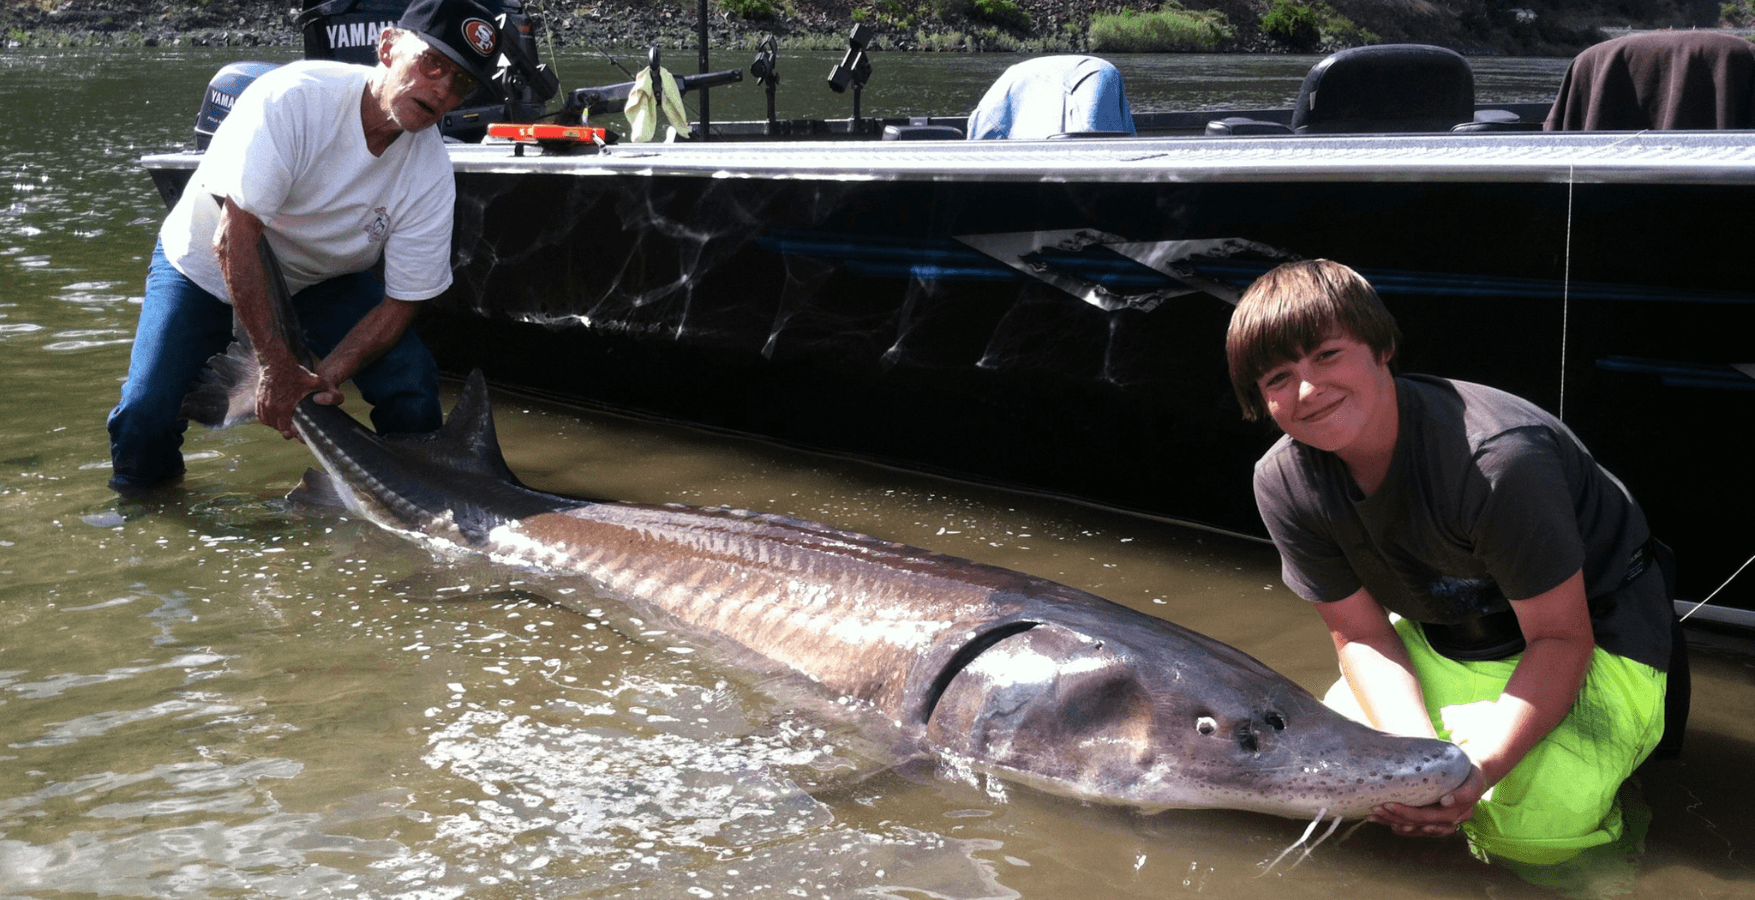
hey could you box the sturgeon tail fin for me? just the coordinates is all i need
[180,233,308,431]
[180,338,261,429]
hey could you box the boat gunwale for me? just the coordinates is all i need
[142,129,1755,186]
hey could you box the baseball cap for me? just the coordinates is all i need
[399,0,505,99]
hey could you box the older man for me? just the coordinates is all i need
[108,0,502,495]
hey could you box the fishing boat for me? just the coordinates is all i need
[140,5,1755,628]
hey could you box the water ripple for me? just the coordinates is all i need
[44,336,133,352]
[16,698,247,748]
[6,652,229,701]
[0,814,401,898]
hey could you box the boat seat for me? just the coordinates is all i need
[1291,44,1477,134]
[966,55,1135,140]
[1208,44,1517,136]
[1544,31,1755,131]
[1209,109,1532,136]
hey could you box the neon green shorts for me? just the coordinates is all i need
[1328,618,1667,866]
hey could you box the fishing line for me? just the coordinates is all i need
[535,0,562,83]
[1678,550,1755,623]
[556,8,634,81]
[1566,134,1739,623]
[1559,161,1573,420]
[1562,131,1653,419]
[562,33,731,139]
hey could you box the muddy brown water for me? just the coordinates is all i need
[0,46,1749,899]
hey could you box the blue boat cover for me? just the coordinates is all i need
[967,55,1136,140]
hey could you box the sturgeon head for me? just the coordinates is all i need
[917,598,1472,819]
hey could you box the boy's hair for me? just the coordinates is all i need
[1225,259,1402,421]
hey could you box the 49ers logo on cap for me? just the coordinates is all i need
[461,17,497,57]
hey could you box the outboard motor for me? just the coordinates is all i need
[297,0,402,66]
[296,0,556,142]
[193,60,282,150]
[190,0,400,149]
[189,0,558,149]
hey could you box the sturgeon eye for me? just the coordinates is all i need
[1196,716,1218,736]
[1265,712,1287,731]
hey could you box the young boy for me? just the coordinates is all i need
[1226,259,1678,866]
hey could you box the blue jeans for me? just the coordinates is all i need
[107,242,442,490]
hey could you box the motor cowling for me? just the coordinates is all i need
[193,60,282,150]
[191,1,555,150]
[298,0,404,67]
[299,0,555,142]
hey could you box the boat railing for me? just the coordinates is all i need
[577,101,1556,145]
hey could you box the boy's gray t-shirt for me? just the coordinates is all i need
[1254,375,1671,670]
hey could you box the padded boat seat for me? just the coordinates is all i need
[1207,44,1518,136]
[1292,44,1476,133]
[967,55,1135,140]
[1544,31,1755,131]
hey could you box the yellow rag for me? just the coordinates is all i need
[626,66,692,142]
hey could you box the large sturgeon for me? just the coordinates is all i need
[183,247,1471,822]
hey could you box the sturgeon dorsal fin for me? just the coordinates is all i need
[436,370,523,485]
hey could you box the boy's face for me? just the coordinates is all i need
[1254,330,1396,454]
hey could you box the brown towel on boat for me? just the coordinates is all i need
[1544,32,1755,131]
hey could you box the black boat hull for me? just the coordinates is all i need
[145,132,1755,624]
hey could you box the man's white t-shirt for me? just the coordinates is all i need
[161,59,455,303]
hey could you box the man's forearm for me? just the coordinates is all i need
[314,297,420,387]
[214,197,327,438]
[214,200,294,369]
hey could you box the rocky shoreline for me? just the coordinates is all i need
[0,0,1726,56]
[8,0,1127,53]
[0,0,1712,56]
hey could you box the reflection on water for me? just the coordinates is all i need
[1,46,1751,900]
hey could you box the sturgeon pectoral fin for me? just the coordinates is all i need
[286,467,349,509]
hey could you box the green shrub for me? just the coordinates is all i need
[913,28,966,50]
[971,0,1032,32]
[1261,1,1375,50]
[1260,1,1320,51]
[719,0,776,21]
[1088,4,1234,52]
[866,0,919,31]
[910,0,1032,32]
[1316,6,1375,47]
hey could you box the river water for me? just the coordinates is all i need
[1,45,1751,900]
